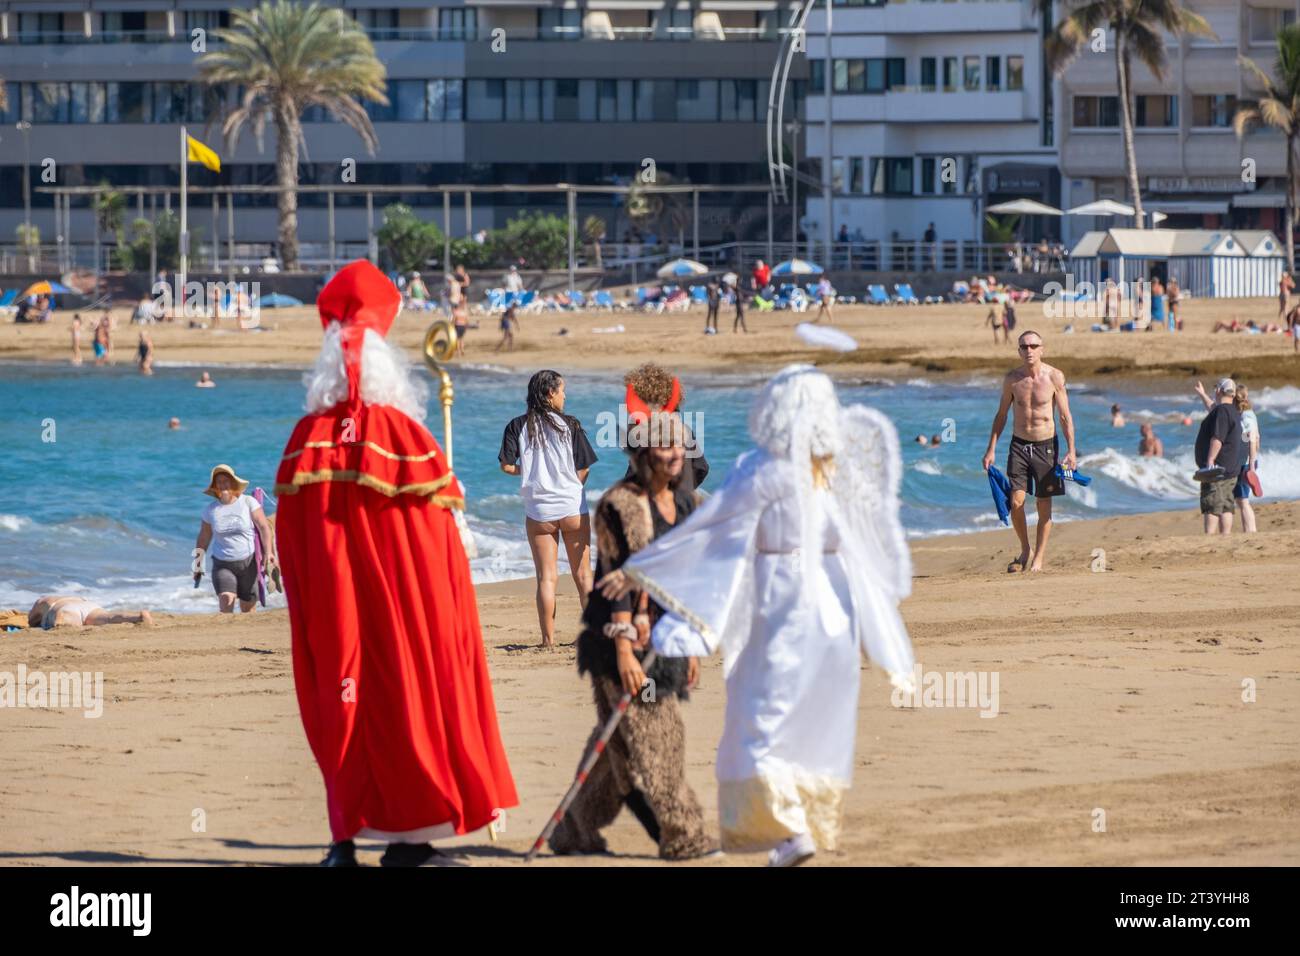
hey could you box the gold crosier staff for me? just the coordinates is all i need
[421,318,500,843]
[421,318,457,467]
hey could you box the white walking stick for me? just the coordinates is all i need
[525,650,657,861]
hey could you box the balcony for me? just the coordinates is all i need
[6,30,180,44]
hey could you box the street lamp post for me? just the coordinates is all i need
[17,121,33,270]
[786,119,801,259]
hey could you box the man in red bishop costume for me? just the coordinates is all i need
[275,260,517,867]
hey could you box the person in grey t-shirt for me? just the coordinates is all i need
[194,464,277,613]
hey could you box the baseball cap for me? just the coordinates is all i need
[1216,378,1236,395]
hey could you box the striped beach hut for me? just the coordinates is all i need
[1068,229,1284,298]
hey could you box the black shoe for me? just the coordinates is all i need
[320,840,358,867]
[380,842,471,867]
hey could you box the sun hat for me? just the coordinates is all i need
[205,464,249,498]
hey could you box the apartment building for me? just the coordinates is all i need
[801,0,1059,246]
[0,1,806,256]
[1060,0,1292,244]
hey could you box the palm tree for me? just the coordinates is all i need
[93,186,125,275]
[198,1,387,271]
[582,215,606,269]
[1037,1,1214,229]
[1235,24,1300,270]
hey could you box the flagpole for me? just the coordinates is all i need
[180,125,188,320]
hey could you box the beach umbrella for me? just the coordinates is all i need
[796,322,857,352]
[1066,199,1135,217]
[656,258,708,279]
[20,280,73,297]
[985,199,1062,216]
[257,292,304,309]
[772,258,824,276]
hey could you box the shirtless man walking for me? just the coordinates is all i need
[981,329,1077,572]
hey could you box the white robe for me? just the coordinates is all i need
[623,406,914,851]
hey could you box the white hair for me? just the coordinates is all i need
[748,364,843,460]
[304,322,429,422]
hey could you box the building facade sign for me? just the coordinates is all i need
[1147,177,1252,194]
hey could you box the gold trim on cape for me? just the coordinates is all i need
[274,469,462,508]
[280,440,444,464]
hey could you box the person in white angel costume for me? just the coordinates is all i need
[597,364,916,867]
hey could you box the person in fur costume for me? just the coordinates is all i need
[620,363,709,491]
[548,410,718,861]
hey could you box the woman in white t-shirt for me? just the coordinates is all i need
[499,371,598,647]
[194,464,277,613]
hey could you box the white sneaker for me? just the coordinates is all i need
[766,833,815,868]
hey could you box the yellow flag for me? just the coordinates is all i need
[186,135,221,173]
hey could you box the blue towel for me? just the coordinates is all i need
[1053,464,1092,486]
[987,465,1011,526]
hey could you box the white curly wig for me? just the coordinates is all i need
[748,364,844,460]
[303,321,429,422]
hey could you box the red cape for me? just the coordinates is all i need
[275,401,517,842]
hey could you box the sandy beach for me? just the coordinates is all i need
[2,501,1296,867]
[3,295,1299,385]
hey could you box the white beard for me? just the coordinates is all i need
[304,323,429,423]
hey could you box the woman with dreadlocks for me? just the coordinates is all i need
[499,370,598,647]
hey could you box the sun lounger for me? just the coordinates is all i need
[893,283,920,305]
[867,284,891,306]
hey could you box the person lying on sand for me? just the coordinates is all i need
[28,596,153,630]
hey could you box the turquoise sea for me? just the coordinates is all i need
[3,362,1298,613]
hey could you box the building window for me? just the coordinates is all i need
[439,9,477,40]
[106,82,150,123]
[539,8,582,40]
[677,79,719,121]
[942,57,958,92]
[20,12,65,44]
[869,157,913,195]
[1007,56,1024,91]
[504,79,542,122]
[185,11,230,33]
[1135,94,1177,127]
[1072,95,1120,127]
[1,83,23,124]
[31,83,71,124]
[547,79,581,121]
[354,8,399,38]
[669,7,694,40]
[810,60,825,96]
[920,157,936,194]
[986,56,1001,91]
[100,11,148,40]
[1191,94,1237,128]
[467,79,505,121]
[721,79,758,122]
[1250,7,1296,44]
[963,56,980,91]
[921,58,936,92]
[833,58,904,93]
[427,79,464,121]
[392,80,427,121]
[887,58,906,89]
[849,157,865,194]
